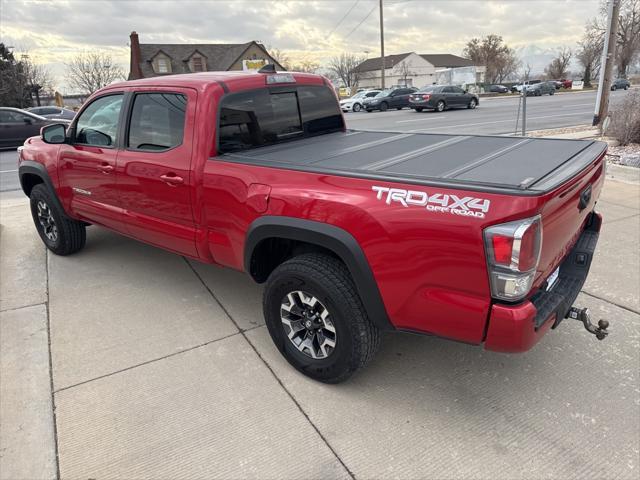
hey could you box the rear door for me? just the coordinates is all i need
[116,88,198,256]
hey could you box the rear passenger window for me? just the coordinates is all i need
[218,86,343,154]
[128,93,187,151]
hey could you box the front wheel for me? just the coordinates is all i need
[352,103,361,112]
[624,85,629,90]
[263,253,380,383]
[29,184,86,255]
[379,102,388,112]
[467,98,477,109]
[611,85,617,91]
[414,107,423,112]
[550,90,554,95]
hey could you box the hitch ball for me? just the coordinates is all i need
[567,307,610,340]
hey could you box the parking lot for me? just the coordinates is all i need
[1,166,639,478]
[343,88,633,135]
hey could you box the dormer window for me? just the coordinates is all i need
[157,58,169,73]
[152,53,172,74]
[189,54,206,72]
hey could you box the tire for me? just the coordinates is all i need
[611,85,617,91]
[353,103,361,112]
[467,98,477,109]
[624,85,629,90]
[414,107,423,112]
[29,184,86,255]
[366,109,372,113]
[436,100,445,112]
[396,107,402,110]
[263,253,380,383]
[379,102,388,112]
[550,90,554,95]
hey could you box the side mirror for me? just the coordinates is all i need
[41,124,67,144]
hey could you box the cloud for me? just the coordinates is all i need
[0,0,600,91]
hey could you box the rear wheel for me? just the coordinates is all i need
[263,253,380,383]
[550,90,555,95]
[29,184,86,255]
[353,103,361,112]
[436,100,446,112]
[624,85,629,90]
[612,85,617,91]
[380,102,388,112]
[467,98,477,109]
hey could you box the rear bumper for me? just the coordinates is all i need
[484,211,602,353]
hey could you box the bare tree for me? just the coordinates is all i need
[394,60,415,87]
[22,56,54,106]
[328,53,366,89]
[267,46,290,70]
[65,52,125,95]
[577,27,602,87]
[545,47,573,79]
[463,34,520,84]
[288,59,320,73]
[589,0,640,77]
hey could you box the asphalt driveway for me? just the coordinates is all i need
[1,174,639,479]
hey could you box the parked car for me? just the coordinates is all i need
[560,79,573,89]
[526,81,556,96]
[611,78,630,90]
[489,84,509,93]
[363,87,417,112]
[18,70,608,383]
[339,90,381,112]
[511,80,541,93]
[0,107,68,148]
[27,106,76,121]
[549,80,563,90]
[409,85,479,112]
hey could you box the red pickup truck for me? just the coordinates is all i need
[18,68,608,383]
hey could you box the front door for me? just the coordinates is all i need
[116,89,198,256]
[57,93,126,231]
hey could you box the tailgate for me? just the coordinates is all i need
[534,148,606,291]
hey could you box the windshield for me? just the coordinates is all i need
[375,91,390,98]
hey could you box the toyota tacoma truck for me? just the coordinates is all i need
[18,67,608,383]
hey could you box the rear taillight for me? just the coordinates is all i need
[422,94,431,100]
[484,215,543,301]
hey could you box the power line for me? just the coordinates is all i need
[326,0,360,38]
[344,3,377,39]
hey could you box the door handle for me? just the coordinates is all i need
[160,173,184,186]
[98,163,114,174]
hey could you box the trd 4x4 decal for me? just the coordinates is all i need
[372,186,490,219]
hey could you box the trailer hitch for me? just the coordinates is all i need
[566,307,609,340]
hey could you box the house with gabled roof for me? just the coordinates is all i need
[354,52,484,89]
[127,31,285,80]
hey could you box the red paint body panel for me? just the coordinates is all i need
[18,71,606,352]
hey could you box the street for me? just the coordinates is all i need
[344,88,632,135]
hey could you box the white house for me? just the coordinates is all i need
[355,52,485,89]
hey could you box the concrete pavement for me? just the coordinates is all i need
[0,178,638,479]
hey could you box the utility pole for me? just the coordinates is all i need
[593,0,620,131]
[379,0,385,89]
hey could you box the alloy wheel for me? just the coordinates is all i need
[36,200,58,242]
[280,290,337,359]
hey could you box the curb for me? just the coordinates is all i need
[606,162,640,185]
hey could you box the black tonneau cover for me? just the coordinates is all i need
[216,130,607,195]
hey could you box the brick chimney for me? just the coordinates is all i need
[128,31,143,80]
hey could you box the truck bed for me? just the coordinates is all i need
[217,130,607,195]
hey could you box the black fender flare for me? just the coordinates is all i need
[18,161,64,211]
[245,216,395,331]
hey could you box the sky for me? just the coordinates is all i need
[0,0,601,92]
